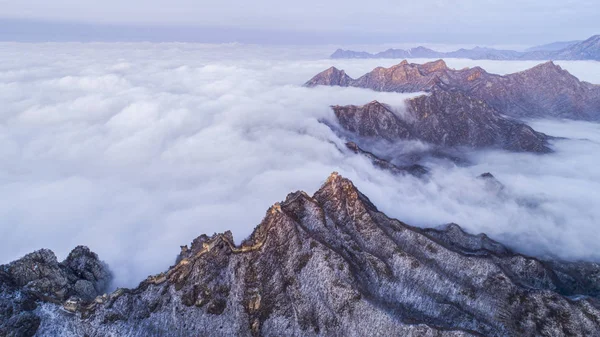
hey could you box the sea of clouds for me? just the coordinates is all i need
[0,42,599,287]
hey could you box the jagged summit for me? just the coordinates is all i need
[521,60,563,73]
[304,66,352,87]
[176,172,360,263]
[540,60,558,67]
[304,59,451,88]
[0,245,112,336]
[2,173,600,336]
[316,171,365,201]
[420,59,448,72]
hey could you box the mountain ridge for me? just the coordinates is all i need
[1,173,600,336]
[306,60,600,120]
[331,91,551,153]
[331,35,600,61]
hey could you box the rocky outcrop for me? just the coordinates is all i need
[477,172,505,194]
[0,246,111,337]
[2,173,600,336]
[332,89,551,153]
[329,34,600,61]
[307,59,600,120]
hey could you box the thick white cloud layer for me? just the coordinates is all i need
[0,42,599,287]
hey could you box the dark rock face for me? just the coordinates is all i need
[332,89,551,153]
[3,173,600,336]
[406,89,551,152]
[0,246,111,336]
[2,247,111,302]
[307,60,600,120]
[332,100,413,141]
[477,172,505,194]
[63,246,113,301]
[345,142,429,177]
[330,35,600,61]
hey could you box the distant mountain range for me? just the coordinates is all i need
[525,40,582,52]
[331,34,600,61]
[3,173,600,336]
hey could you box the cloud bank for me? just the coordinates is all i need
[0,42,599,287]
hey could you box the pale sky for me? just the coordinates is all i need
[0,0,598,45]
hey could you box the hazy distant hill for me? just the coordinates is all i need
[525,40,581,52]
[331,34,600,61]
[554,35,600,60]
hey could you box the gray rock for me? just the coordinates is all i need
[0,246,112,336]
[63,246,112,299]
